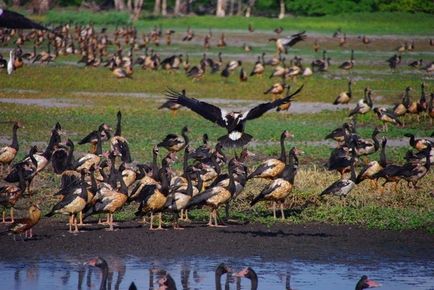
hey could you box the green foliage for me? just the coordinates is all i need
[46,10,131,25]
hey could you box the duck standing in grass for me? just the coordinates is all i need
[4,204,41,241]
[164,86,303,148]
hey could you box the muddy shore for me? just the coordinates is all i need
[1,220,433,263]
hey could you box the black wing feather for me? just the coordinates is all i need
[243,85,304,121]
[165,89,226,127]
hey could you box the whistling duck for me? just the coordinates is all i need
[250,147,300,219]
[234,267,258,290]
[0,165,26,223]
[112,65,133,79]
[407,84,426,121]
[406,41,415,51]
[360,35,371,44]
[239,67,248,82]
[165,29,175,45]
[215,263,231,290]
[276,86,297,112]
[264,82,288,101]
[7,204,41,241]
[85,257,109,290]
[339,49,354,71]
[274,26,284,34]
[85,167,129,231]
[320,145,357,198]
[408,59,423,69]
[79,123,112,154]
[325,122,355,144]
[186,62,206,81]
[311,50,330,72]
[265,53,283,67]
[373,107,402,131]
[182,54,190,72]
[46,170,89,233]
[333,80,352,105]
[250,53,265,77]
[0,122,22,174]
[404,133,432,151]
[372,138,402,191]
[386,54,401,70]
[243,43,252,52]
[182,26,194,41]
[356,137,387,186]
[355,127,381,157]
[33,42,55,64]
[270,58,287,78]
[166,87,305,149]
[158,126,189,153]
[248,130,293,180]
[356,275,381,290]
[399,144,431,189]
[110,111,132,163]
[349,88,373,117]
[186,166,238,227]
[218,33,226,47]
[393,86,411,117]
[313,39,320,52]
[338,33,346,46]
[135,165,170,230]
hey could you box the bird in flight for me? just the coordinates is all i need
[164,85,304,148]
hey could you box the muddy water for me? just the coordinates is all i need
[0,255,432,290]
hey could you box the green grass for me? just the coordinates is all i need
[1,21,433,233]
[42,11,434,35]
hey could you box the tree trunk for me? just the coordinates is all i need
[278,0,285,19]
[154,0,161,15]
[161,0,167,16]
[32,0,51,14]
[174,0,181,15]
[12,0,20,7]
[132,0,143,20]
[236,0,242,15]
[114,0,126,11]
[127,0,132,12]
[245,0,255,17]
[216,0,226,17]
[229,0,235,16]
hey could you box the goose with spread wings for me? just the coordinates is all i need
[165,85,304,148]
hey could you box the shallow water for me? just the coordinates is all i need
[0,255,433,290]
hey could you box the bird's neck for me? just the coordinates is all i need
[279,135,287,163]
[11,126,19,150]
[115,115,122,137]
[215,272,223,290]
[99,266,108,290]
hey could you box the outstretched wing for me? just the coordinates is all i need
[242,85,304,121]
[165,88,227,127]
[282,31,307,47]
[0,9,49,30]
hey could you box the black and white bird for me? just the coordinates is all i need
[164,86,304,148]
[320,142,357,198]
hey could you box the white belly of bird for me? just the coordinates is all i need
[339,180,355,196]
[229,131,242,141]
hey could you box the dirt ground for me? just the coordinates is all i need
[1,219,433,263]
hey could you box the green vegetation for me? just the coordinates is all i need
[42,11,434,35]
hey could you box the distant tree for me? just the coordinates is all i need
[154,0,161,15]
[245,0,255,17]
[216,0,226,16]
[32,0,51,13]
[278,0,285,18]
[174,0,181,14]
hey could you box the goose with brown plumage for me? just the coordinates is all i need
[0,122,22,175]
